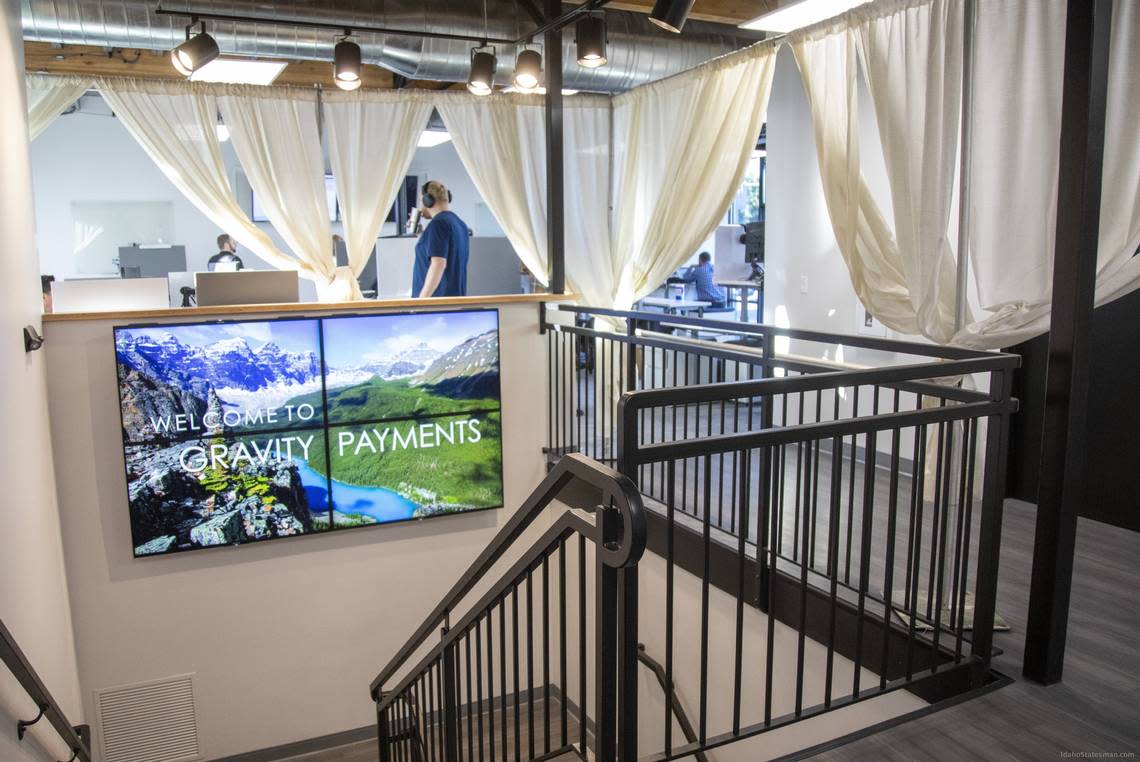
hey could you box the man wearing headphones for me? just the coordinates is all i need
[413,180,470,298]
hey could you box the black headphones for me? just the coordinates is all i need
[422,181,453,209]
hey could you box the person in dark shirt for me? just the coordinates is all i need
[412,180,470,298]
[208,233,244,272]
[681,252,727,307]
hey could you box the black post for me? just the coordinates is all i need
[970,367,1014,684]
[617,565,639,762]
[1024,0,1112,685]
[545,0,566,294]
[595,503,619,762]
[377,701,392,762]
[441,629,460,762]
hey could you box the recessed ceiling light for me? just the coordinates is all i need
[189,58,288,85]
[418,131,452,148]
[739,0,872,33]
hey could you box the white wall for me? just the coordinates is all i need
[408,139,504,239]
[41,301,548,760]
[0,2,85,761]
[766,47,897,348]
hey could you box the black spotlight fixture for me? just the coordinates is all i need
[513,47,542,91]
[575,14,607,68]
[171,18,219,76]
[334,34,362,91]
[468,46,497,96]
[649,0,697,33]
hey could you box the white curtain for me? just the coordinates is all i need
[955,0,1140,348]
[563,98,614,308]
[25,74,89,140]
[217,87,351,300]
[855,0,964,344]
[610,41,778,309]
[323,90,434,284]
[437,94,550,283]
[94,77,301,277]
[790,23,918,336]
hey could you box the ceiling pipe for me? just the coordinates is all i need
[20,0,758,92]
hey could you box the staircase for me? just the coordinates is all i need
[370,306,1018,761]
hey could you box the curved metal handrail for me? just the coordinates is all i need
[1,618,90,762]
[370,452,646,699]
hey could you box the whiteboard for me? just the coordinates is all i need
[70,201,175,275]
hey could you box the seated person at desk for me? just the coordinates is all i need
[412,180,470,298]
[677,252,726,308]
[208,234,244,272]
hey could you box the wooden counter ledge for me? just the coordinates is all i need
[41,292,576,323]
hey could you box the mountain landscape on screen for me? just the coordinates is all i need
[113,311,503,557]
[115,320,328,556]
[307,311,503,528]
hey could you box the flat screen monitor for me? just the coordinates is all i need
[252,175,338,222]
[194,270,300,306]
[114,309,503,557]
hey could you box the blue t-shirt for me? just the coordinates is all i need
[412,211,470,297]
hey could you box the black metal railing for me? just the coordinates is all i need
[371,453,647,762]
[543,305,1019,760]
[1,618,91,762]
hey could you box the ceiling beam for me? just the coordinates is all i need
[605,0,777,25]
[23,41,395,89]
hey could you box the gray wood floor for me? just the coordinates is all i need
[806,498,1140,761]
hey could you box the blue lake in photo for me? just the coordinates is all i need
[293,458,418,524]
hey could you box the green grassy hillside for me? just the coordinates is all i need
[288,376,498,424]
[307,412,503,508]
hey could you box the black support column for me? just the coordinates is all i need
[1024,0,1112,685]
[544,0,566,294]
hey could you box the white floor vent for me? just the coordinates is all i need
[96,674,200,762]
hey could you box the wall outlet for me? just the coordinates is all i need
[799,275,809,294]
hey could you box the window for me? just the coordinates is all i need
[728,149,766,225]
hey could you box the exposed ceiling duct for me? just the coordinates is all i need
[20,0,760,93]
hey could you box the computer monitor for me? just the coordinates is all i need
[118,245,187,279]
[194,270,300,307]
[52,277,171,313]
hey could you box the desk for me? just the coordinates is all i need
[637,296,712,316]
[717,279,763,322]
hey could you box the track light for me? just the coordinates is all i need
[467,47,497,96]
[512,48,542,91]
[334,38,362,90]
[575,15,607,68]
[171,21,219,76]
[649,0,697,33]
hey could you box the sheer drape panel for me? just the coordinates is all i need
[25,74,89,140]
[562,98,613,306]
[955,0,1140,347]
[609,42,777,309]
[95,78,298,276]
[790,26,918,336]
[217,87,343,298]
[323,90,433,288]
[437,94,550,283]
[855,0,964,343]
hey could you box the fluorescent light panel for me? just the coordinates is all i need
[501,86,579,95]
[190,58,288,85]
[418,131,452,148]
[739,0,871,33]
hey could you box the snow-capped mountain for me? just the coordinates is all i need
[116,331,321,395]
[412,330,499,399]
[324,341,444,390]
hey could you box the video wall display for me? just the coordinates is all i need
[114,309,503,557]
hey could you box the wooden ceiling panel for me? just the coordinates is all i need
[23,42,395,89]
[607,0,777,25]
